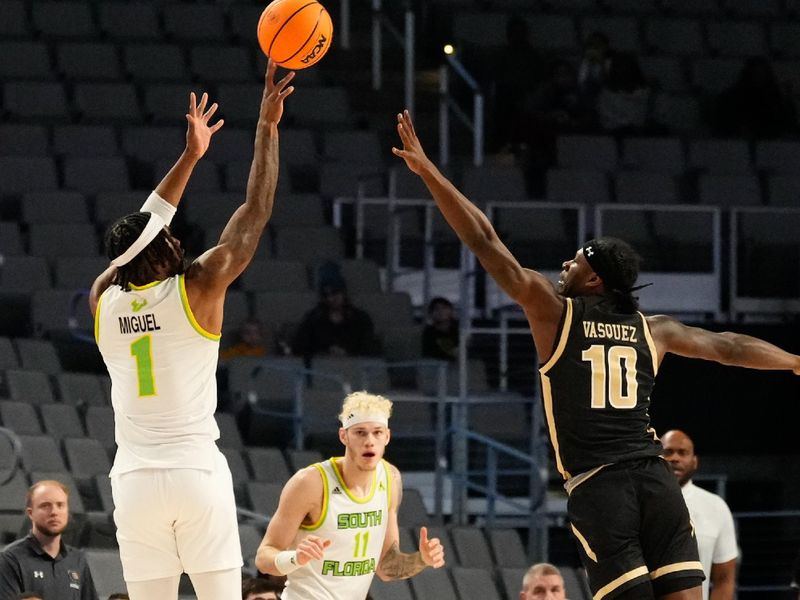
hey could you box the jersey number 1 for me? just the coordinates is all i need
[130,335,156,396]
[581,344,638,409]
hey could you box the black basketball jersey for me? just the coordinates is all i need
[539,296,663,479]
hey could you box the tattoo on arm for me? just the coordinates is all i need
[380,542,427,580]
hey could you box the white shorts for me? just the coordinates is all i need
[111,450,243,581]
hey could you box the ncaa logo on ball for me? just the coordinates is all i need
[301,34,328,64]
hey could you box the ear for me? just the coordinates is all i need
[385,428,391,446]
[585,271,603,291]
[338,427,347,446]
[26,507,32,519]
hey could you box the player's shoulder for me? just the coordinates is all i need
[691,484,733,512]
[286,464,326,494]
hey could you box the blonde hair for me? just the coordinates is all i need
[522,563,563,589]
[339,391,393,425]
[26,480,70,508]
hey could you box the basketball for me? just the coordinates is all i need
[257,0,333,70]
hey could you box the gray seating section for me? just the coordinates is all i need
[94,191,148,227]
[286,449,323,473]
[397,487,429,528]
[462,165,529,203]
[32,0,95,37]
[32,289,95,337]
[74,83,141,122]
[767,175,800,207]
[216,412,244,451]
[15,338,62,375]
[64,438,112,482]
[238,522,264,566]
[98,3,161,41]
[698,175,762,207]
[755,141,800,174]
[0,222,24,256]
[182,192,245,230]
[450,526,495,569]
[154,158,220,193]
[409,567,458,600]
[252,292,317,330]
[121,125,186,161]
[239,260,310,293]
[688,139,752,175]
[220,447,250,493]
[652,93,701,133]
[57,42,121,81]
[85,550,127,598]
[319,160,386,199]
[771,23,800,57]
[487,528,528,568]
[85,406,116,451]
[246,481,283,516]
[370,579,414,600]
[58,373,108,407]
[561,566,593,600]
[190,46,252,82]
[0,472,29,512]
[352,292,414,333]
[309,357,391,393]
[223,290,251,338]
[0,124,49,155]
[557,135,618,172]
[3,82,69,121]
[0,337,19,370]
[0,156,59,194]
[706,21,767,57]
[29,223,99,258]
[451,567,502,600]
[7,369,55,404]
[639,56,687,92]
[123,43,189,81]
[269,194,326,229]
[247,447,292,485]
[55,257,109,289]
[546,169,610,205]
[336,260,383,295]
[22,191,90,224]
[621,137,685,175]
[644,18,704,55]
[286,87,353,127]
[500,567,527,600]
[214,82,265,126]
[0,401,42,435]
[0,40,52,78]
[524,15,577,51]
[94,474,114,513]
[162,3,227,41]
[274,226,345,264]
[19,434,67,472]
[40,403,85,439]
[615,172,680,205]
[281,129,319,166]
[226,356,304,408]
[0,0,29,38]
[144,83,197,122]
[0,256,50,294]
[580,16,641,52]
[63,157,131,194]
[206,128,256,164]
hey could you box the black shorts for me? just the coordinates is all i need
[567,457,705,599]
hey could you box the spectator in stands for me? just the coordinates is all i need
[0,480,99,600]
[422,297,459,361]
[292,262,379,360]
[15,594,42,600]
[242,575,282,600]
[662,430,738,600]
[596,52,653,136]
[577,31,613,105]
[520,562,566,600]
[221,317,272,362]
[107,595,129,600]
[492,15,547,153]
[711,57,798,140]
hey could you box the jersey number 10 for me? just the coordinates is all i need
[581,344,638,409]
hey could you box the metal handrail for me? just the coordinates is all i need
[439,51,484,166]
[371,0,415,115]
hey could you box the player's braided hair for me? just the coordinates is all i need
[582,237,643,313]
[104,212,177,291]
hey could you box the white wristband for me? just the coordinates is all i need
[274,550,301,575]
[140,191,176,226]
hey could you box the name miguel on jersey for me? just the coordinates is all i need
[118,314,162,335]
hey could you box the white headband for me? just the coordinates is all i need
[111,213,166,268]
[341,412,389,429]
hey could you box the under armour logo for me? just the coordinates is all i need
[33,571,44,578]
[585,246,594,257]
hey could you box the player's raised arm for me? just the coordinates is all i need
[189,59,295,293]
[647,314,800,374]
[392,110,562,323]
[255,467,331,577]
[376,465,444,581]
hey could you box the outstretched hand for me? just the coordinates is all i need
[261,58,296,125]
[418,526,445,568]
[185,92,224,160]
[392,110,432,175]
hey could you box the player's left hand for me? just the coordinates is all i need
[185,91,224,160]
[418,526,445,568]
[392,110,433,176]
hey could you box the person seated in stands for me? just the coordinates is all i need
[242,575,283,600]
[221,317,271,362]
[596,52,653,136]
[292,262,379,360]
[577,31,613,106]
[711,56,798,140]
[421,297,459,362]
[520,562,566,600]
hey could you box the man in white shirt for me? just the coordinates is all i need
[661,430,738,600]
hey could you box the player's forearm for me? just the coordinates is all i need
[254,545,283,576]
[710,579,734,600]
[718,332,800,371]
[153,150,201,208]
[377,543,427,580]
[417,162,499,254]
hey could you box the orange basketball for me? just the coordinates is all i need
[257,0,333,70]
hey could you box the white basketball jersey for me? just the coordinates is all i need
[95,274,221,475]
[283,458,392,600]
